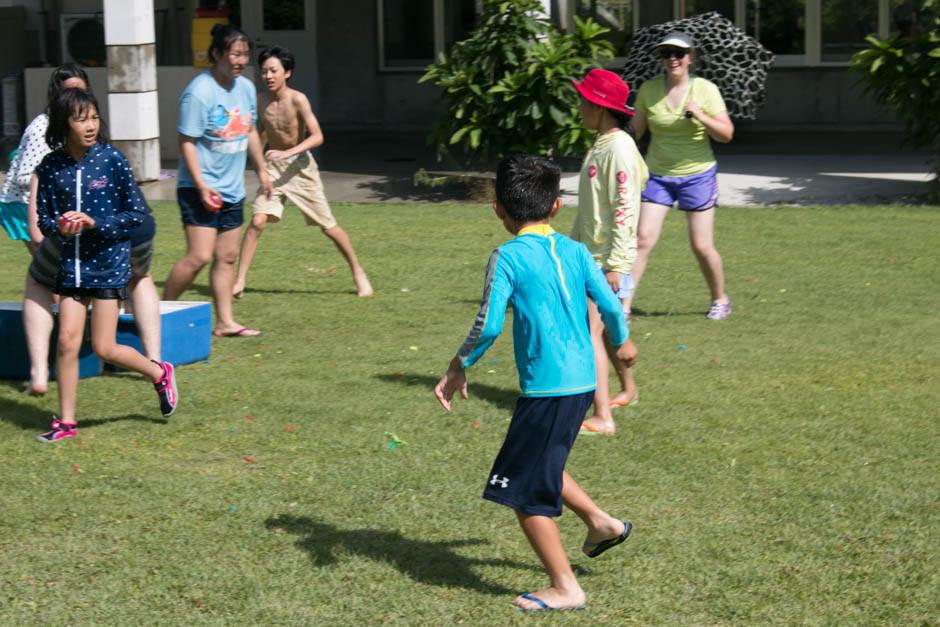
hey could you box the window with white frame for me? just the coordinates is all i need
[574,1,637,56]
[378,0,481,70]
[584,0,907,66]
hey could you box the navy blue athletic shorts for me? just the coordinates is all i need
[482,390,594,516]
[178,187,244,232]
[56,286,128,301]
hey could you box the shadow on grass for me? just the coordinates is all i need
[630,307,704,318]
[265,515,537,595]
[0,387,166,431]
[152,281,353,299]
[374,373,518,411]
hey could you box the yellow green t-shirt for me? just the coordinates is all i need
[635,76,727,177]
[571,130,649,275]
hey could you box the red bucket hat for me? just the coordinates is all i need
[572,69,633,116]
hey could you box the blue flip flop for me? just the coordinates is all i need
[582,521,632,558]
[515,593,585,613]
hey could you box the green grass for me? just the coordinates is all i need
[0,201,937,624]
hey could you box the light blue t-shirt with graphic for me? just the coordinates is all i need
[177,71,257,202]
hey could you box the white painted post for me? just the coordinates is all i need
[103,0,160,182]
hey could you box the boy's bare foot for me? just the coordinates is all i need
[24,380,47,396]
[513,585,586,612]
[608,390,638,408]
[580,414,615,434]
[354,270,373,297]
[582,518,630,557]
[232,281,245,299]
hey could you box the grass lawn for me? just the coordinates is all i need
[0,200,937,624]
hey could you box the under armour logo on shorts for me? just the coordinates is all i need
[489,474,509,488]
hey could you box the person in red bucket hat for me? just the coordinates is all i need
[569,69,649,435]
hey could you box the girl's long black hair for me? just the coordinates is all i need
[45,88,109,150]
[46,63,90,109]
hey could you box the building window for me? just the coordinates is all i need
[381,0,435,68]
[686,0,736,21]
[821,0,878,61]
[575,1,636,57]
[748,0,806,58]
[378,0,480,71]
[263,0,306,31]
[611,0,902,67]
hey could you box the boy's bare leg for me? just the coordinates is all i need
[23,274,54,396]
[163,225,216,301]
[232,213,268,299]
[211,227,261,336]
[582,302,615,433]
[604,301,638,407]
[89,300,164,381]
[56,297,88,424]
[560,471,628,557]
[512,510,586,611]
[322,225,373,297]
[128,274,162,362]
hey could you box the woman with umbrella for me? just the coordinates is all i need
[629,31,734,320]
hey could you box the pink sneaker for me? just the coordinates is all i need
[37,418,77,443]
[152,361,179,417]
[706,300,731,320]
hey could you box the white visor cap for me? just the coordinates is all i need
[656,31,695,49]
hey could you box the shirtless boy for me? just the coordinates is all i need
[233,45,373,298]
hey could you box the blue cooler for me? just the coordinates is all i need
[0,302,103,381]
[114,301,212,366]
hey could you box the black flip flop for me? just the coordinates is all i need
[583,521,632,558]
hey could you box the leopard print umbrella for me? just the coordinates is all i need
[619,11,776,120]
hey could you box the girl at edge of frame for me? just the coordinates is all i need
[33,88,178,443]
[571,69,650,435]
[0,64,90,255]
[629,31,735,321]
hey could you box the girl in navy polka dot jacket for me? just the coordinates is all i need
[33,88,179,443]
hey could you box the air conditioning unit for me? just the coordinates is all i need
[60,13,106,66]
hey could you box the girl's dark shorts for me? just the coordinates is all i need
[482,390,594,516]
[178,187,244,232]
[29,237,153,289]
[56,286,128,302]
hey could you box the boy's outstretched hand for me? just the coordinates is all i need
[616,339,638,367]
[434,359,468,412]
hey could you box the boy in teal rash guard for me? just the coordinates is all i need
[434,154,638,612]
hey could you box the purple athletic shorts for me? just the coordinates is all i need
[641,164,718,211]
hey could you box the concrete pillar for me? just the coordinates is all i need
[104,0,160,182]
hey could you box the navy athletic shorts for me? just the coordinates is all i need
[178,187,244,232]
[482,390,594,516]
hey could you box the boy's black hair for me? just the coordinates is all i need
[495,154,561,222]
[45,88,109,150]
[258,45,295,74]
[47,64,90,108]
[208,23,251,63]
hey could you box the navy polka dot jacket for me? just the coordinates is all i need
[35,143,150,289]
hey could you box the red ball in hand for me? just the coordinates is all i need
[207,192,223,211]
[58,215,80,234]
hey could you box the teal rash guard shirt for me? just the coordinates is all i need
[456,225,628,397]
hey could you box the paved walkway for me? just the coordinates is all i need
[7,130,933,207]
[139,153,933,207]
